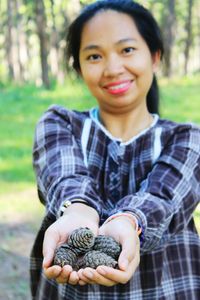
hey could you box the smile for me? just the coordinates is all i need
[103,80,132,95]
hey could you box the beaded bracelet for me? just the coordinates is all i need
[57,199,90,218]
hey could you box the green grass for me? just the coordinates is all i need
[160,75,200,123]
[0,79,96,193]
[0,75,200,228]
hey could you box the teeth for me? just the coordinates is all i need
[108,83,129,90]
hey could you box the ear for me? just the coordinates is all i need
[152,50,161,73]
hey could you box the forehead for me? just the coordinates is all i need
[80,10,142,47]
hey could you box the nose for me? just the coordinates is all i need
[103,54,124,77]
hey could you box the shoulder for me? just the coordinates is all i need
[156,118,200,152]
[34,105,91,141]
[38,104,89,126]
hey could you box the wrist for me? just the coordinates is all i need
[103,212,142,236]
[63,203,99,223]
[116,215,137,230]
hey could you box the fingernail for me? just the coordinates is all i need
[98,267,106,275]
[121,259,128,270]
[87,271,93,279]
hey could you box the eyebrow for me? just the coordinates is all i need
[82,38,137,52]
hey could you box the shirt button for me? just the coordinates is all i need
[112,178,118,185]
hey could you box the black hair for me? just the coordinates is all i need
[66,0,164,114]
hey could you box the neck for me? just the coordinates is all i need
[99,106,153,142]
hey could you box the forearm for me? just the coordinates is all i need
[33,110,103,218]
[63,203,100,225]
[109,188,199,253]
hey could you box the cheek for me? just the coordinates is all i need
[133,57,153,73]
[129,49,154,73]
[81,66,101,86]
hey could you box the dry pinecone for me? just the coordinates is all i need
[54,243,78,268]
[68,227,95,254]
[93,235,121,260]
[78,250,117,269]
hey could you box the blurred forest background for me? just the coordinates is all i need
[0,0,200,86]
[0,0,200,299]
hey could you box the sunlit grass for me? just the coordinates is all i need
[160,75,200,123]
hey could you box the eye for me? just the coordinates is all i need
[87,54,102,61]
[122,47,135,54]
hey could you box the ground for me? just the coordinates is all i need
[0,188,44,300]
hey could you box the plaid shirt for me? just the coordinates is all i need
[31,105,200,300]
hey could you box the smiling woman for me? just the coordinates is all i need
[78,10,160,140]
[30,1,200,300]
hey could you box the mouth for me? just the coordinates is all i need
[103,80,132,95]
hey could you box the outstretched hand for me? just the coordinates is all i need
[42,203,99,285]
[78,216,140,286]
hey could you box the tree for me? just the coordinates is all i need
[184,0,194,75]
[14,0,26,82]
[35,0,50,88]
[0,0,200,84]
[6,0,15,80]
[162,0,176,77]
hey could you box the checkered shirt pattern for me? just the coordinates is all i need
[30,105,200,300]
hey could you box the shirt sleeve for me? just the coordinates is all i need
[32,106,103,217]
[108,125,200,253]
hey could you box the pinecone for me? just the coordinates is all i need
[78,250,117,269]
[68,227,95,254]
[93,235,121,260]
[53,243,78,268]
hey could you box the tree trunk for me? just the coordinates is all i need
[14,0,25,82]
[49,0,59,77]
[35,0,50,88]
[6,0,15,80]
[162,0,176,77]
[184,0,193,75]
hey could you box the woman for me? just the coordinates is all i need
[31,0,200,299]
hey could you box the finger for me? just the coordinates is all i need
[56,265,73,284]
[43,229,59,268]
[44,266,62,279]
[68,271,79,285]
[62,264,73,275]
[56,276,67,284]
[118,234,139,271]
[78,279,87,286]
[78,269,95,285]
[97,256,139,285]
[83,268,117,286]
[97,266,130,284]
[98,225,106,236]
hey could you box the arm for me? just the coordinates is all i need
[33,106,102,283]
[107,125,200,253]
[33,106,103,217]
[78,125,200,286]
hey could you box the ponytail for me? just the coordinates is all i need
[147,75,160,115]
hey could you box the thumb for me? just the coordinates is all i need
[118,236,136,271]
[98,224,106,236]
[43,230,59,268]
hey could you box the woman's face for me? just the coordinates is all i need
[79,10,160,115]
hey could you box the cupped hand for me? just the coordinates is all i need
[78,216,140,286]
[42,203,99,285]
